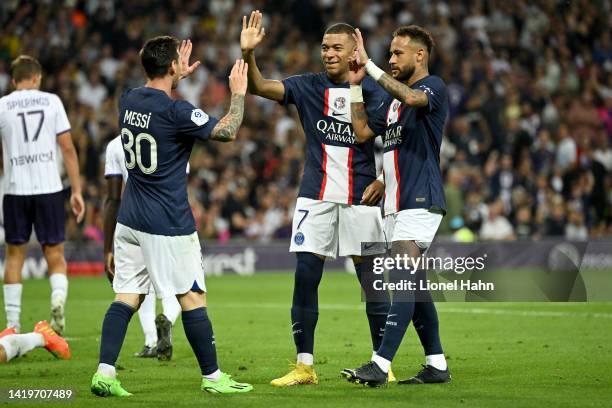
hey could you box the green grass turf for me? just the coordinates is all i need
[1,273,611,407]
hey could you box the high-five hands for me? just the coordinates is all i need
[178,39,201,80]
[352,28,370,67]
[241,10,266,52]
[229,59,249,95]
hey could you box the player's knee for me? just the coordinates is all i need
[43,244,66,271]
[6,244,27,261]
[114,293,142,309]
[294,252,324,288]
[391,240,422,259]
[177,290,206,311]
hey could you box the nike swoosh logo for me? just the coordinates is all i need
[292,322,300,327]
[376,101,384,109]
[331,111,346,117]
[387,314,397,318]
[363,243,378,249]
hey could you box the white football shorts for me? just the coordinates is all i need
[112,223,206,298]
[384,209,443,251]
[289,197,384,259]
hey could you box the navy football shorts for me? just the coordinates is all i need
[3,190,66,245]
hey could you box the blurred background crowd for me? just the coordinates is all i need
[0,0,610,244]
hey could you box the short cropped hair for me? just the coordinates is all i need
[324,23,356,37]
[139,36,180,80]
[393,25,434,55]
[10,55,42,82]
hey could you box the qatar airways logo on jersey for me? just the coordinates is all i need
[316,119,356,144]
[10,150,54,166]
[383,126,403,149]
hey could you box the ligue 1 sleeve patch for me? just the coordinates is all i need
[419,85,434,96]
[191,109,209,126]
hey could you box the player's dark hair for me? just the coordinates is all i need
[324,23,356,37]
[139,35,180,79]
[393,25,435,55]
[10,55,42,82]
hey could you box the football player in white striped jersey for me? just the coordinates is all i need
[0,55,85,336]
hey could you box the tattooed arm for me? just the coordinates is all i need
[209,59,248,142]
[353,28,428,108]
[377,73,428,107]
[210,94,245,142]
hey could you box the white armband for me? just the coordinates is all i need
[365,59,385,81]
[350,84,364,103]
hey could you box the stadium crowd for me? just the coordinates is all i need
[0,0,610,243]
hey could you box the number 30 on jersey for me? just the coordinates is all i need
[121,128,157,174]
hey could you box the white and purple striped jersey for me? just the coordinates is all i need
[280,73,385,205]
[0,89,71,195]
[369,75,448,216]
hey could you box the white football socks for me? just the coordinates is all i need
[0,333,44,362]
[297,353,314,366]
[161,296,181,325]
[49,273,68,305]
[203,369,221,381]
[426,354,448,371]
[3,283,22,332]
[138,294,157,347]
[372,353,391,373]
[97,363,117,379]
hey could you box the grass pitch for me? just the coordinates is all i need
[1,273,611,407]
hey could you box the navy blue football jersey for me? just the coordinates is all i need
[116,87,218,235]
[280,73,385,205]
[368,75,448,215]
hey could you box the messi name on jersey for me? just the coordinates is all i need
[123,109,152,129]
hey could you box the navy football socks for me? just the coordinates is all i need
[413,272,443,355]
[375,265,416,362]
[291,252,324,354]
[355,259,390,352]
[99,301,135,366]
[182,307,219,375]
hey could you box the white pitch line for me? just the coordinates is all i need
[220,302,612,319]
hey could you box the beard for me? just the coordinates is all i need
[394,64,415,82]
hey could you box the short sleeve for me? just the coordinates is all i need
[104,138,125,178]
[279,75,304,106]
[54,95,71,135]
[417,77,446,113]
[175,101,219,142]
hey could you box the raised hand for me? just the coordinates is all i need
[229,59,248,95]
[178,39,201,80]
[241,10,266,52]
[348,51,366,85]
[353,28,370,67]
